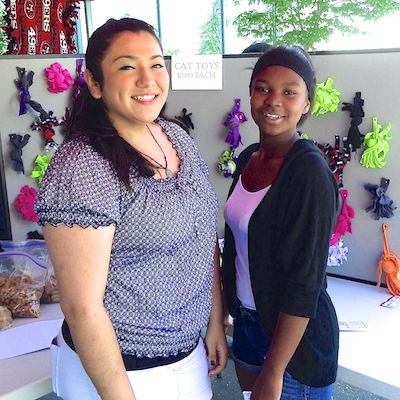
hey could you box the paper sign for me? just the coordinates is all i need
[171,55,223,90]
[380,295,400,308]
[338,320,367,332]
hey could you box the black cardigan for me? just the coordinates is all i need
[222,139,340,387]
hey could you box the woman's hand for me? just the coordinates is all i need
[250,312,310,400]
[250,368,283,400]
[204,320,228,376]
[206,239,228,376]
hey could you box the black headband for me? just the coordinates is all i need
[249,47,314,97]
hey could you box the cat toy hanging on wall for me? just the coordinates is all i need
[14,66,34,116]
[364,178,396,219]
[317,135,351,188]
[360,117,392,168]
[218,98,247,178]
[312,77,340,116]
[342,91,364,152]
[9,133,30,174]
[175,108,195,134]
[377,223,400,296]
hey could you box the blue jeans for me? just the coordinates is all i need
[232,304,335,400]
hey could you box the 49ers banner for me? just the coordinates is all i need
[3,0,83,54]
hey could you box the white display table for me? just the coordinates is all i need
[0,278,399,399]
[0,304,63,400]
[327,277,400,399]
[0,350,53,400]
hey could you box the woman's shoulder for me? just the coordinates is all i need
[44,136,118,186]
[36,135,122,227]
[52,136,112,169]
[55,136,94,157]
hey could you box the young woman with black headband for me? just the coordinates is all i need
[222,46,339,400]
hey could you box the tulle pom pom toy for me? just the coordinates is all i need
[45,62,74,94]
[312,77,340,116]
[218,150,237,178]
[327,239,348,267]
[14,185,39,222]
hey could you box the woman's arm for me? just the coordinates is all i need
[205,241,228,376]
[44,224,136,400]
[251,313,309,400]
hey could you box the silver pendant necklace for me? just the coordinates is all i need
[138,124,174,178]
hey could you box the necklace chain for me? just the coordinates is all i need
[138,125,174,178]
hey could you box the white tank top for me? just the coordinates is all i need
[224,175,270,310]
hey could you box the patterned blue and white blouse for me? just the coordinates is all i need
[35,118,218,358]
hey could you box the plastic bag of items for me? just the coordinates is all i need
[0,249,47,317]
[1,240,59,304]
[0,305,13,330]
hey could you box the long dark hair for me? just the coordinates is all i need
[68,18,172,187]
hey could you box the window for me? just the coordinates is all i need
[315,14,400,51]
[81,0,159,52]
[224,1,262,54]
[81,0,260,54]
[79,1,400,55]
[159,0,216,55]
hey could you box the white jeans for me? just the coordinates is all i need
[51,331,212,400]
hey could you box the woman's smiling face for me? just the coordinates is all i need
[250,65,310,140]
[87,30,170,133]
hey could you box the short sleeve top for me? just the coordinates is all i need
[35,118,218,358]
